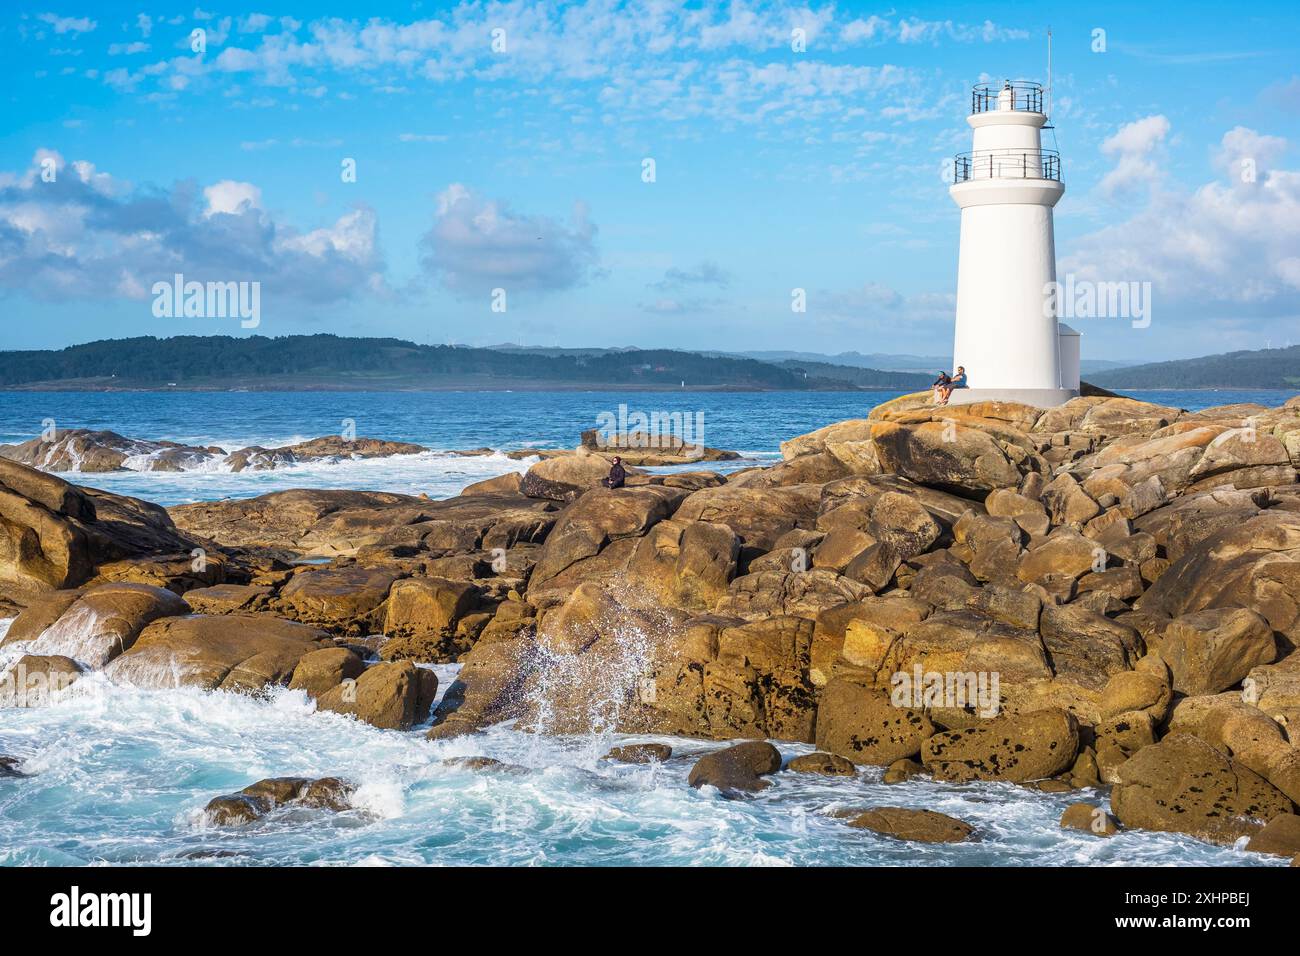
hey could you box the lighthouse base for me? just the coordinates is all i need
[945,387,1079,409]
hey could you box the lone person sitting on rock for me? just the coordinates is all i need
[604,456,626,489]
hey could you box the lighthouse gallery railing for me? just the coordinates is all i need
[952,148,1061,183]
[971,82,1043,114]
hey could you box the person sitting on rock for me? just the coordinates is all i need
[938,366,968,405]
[604,456,626,489]
[931,370,951,405]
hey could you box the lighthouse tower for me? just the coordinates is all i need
[948,80,1079,407]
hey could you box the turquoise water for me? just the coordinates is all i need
[0,658,1283,867]
[0,389,1289,505]
[0,388,1295,866]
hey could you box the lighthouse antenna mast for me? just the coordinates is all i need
[1046,27,1053,122]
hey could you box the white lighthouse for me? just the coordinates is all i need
[947,80,1079,407]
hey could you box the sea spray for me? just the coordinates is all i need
[0,660,1283,866]
[515,582,680,761]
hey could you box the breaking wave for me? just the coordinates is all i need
[0,659,1284,866]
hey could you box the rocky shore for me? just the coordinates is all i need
[0,427,739,474]
[3,392,1300,859]
[0,429,430,473]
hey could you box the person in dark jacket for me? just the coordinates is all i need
[604,456,626,489]
[931,371,951,405]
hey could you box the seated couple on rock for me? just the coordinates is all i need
[931,366,967,406]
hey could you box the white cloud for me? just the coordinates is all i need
[1097,114,1170,197]
[203,180,262,217]
[37,13,97,35]
[652,261,731,289]
[1213,126,1287,178]
[0,151,384,305]
[97,3,1021,127]
[420,184,600,295]
[238,13,274,33]
[1061,126,1300,327]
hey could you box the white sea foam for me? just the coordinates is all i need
[54,447,769,506]
[0,674,1287,866]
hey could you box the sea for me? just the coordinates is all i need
[0,388,1294,866]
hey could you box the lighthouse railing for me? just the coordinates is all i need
[971,81,1043,114]
[952,148,1060,183]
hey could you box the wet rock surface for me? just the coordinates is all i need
[7,391,1300,853]
[687,741,783,794]
[844,806,974,843]
[203,776,357,825]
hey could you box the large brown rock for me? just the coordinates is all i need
[1017,529,1105,585]
[203,776,356,825]
[1038,605,1142,691]
[780,419,874,460]
[168,488,423,555]
[0,589,84,644]
[182,583,272,615]
[1136,509,1300,646]
[1161,607,1276,695]
[380,577,480,661]
[1245,814,1300,857]
[529,485,686,586]
[673,484,822,550]
[1060,803,1120,837]
[0,429,219,473]
[877,609,1051,687]
[104,614,331,691]
[845,807,974,843]
[814,677,934,766]
[520,450,628,502]
[11,583,189,668]
[317,660,437,730]
[0,459,199,597]
[1110,733,1293,844]
[921,708,1079,782]
[687,741,782,794]
[707,616,818,742]
[426,614,535,740]
[0,654,82,707]
[868,419,1032,496]
[866,491,940,559]
[287,646,365,698]
[1190,429,1294,484]
[225,435,427,472]
[277,564,404,635]
[715,569,872,620]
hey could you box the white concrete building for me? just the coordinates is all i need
[947,81,1079,407]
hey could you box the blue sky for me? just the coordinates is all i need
[2,1,1299,362]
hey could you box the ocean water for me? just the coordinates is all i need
[0,388,1291,506]
[0,656,1282,867]
[1,388,1296,866]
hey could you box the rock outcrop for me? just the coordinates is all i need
[0,429,427,474]
[203,776,356,825]
[1110,734,1294,844]
[0,459,205,600]
[844,806,974,843]
[8,391,1300,856]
